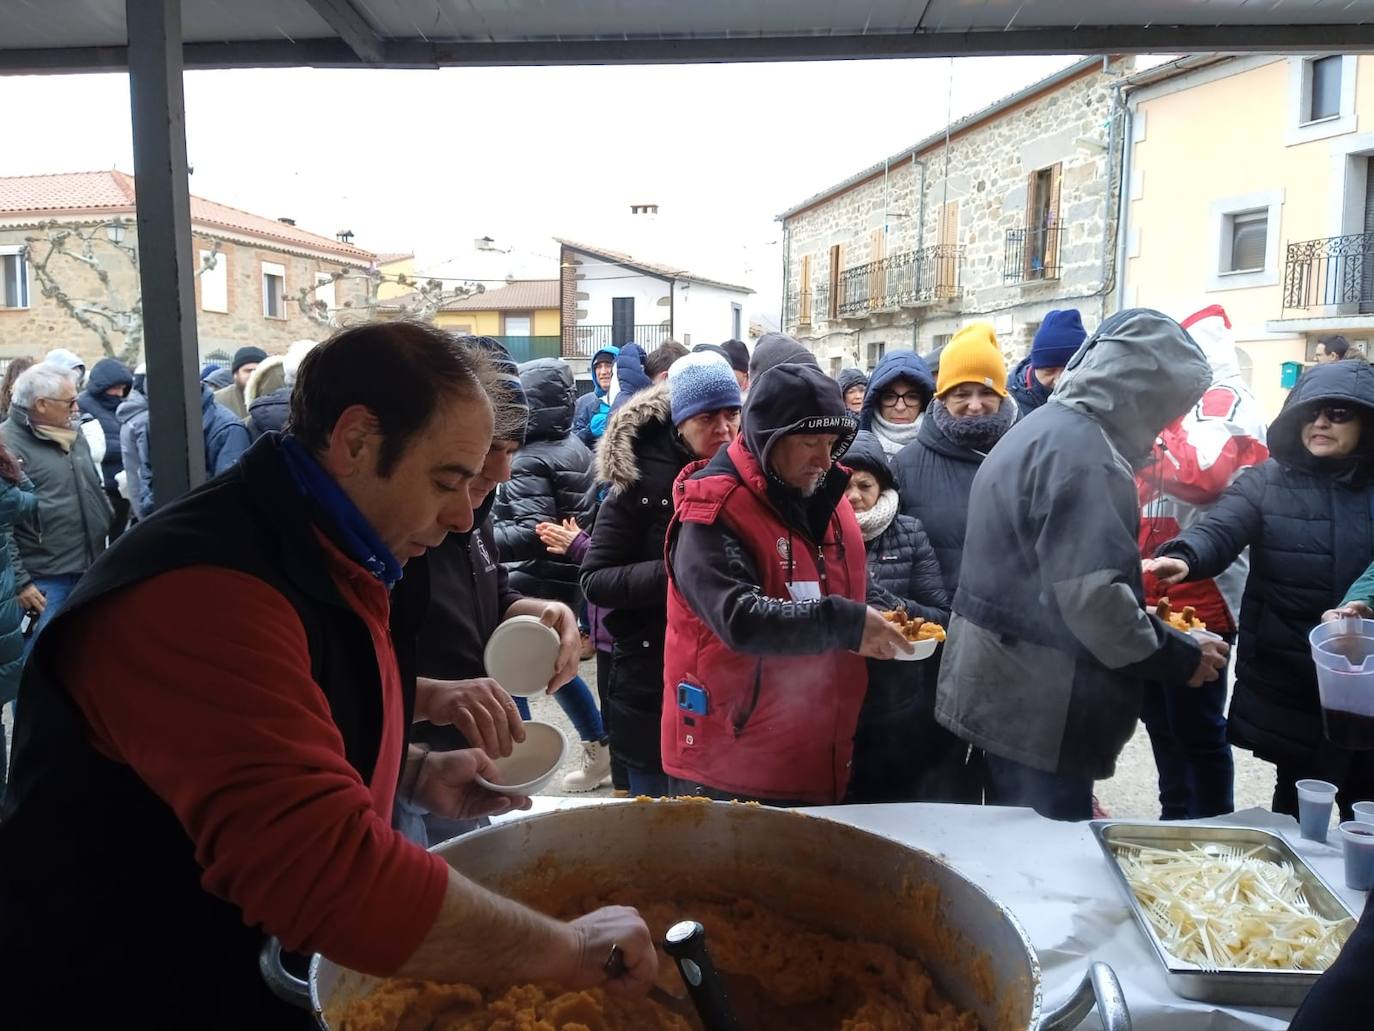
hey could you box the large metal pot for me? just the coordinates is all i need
[264,800,1130,1030]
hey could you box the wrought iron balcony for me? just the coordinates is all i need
[835,246,963,319]
[1282,232,1374,315]
[561,324,672,357]
[1003,226,1064,283]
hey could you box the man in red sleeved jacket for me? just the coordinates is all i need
[1137,303,1269,819]
[0,322,656,1028]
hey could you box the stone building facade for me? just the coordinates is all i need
[0,171,377,368]
[778,57,1131,375]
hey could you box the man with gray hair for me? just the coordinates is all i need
[1,363,111,653]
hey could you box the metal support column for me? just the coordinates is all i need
[126,0,204,508]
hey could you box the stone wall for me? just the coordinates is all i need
[0,222,370,366]
[781,59,1130,373]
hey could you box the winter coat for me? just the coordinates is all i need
[0,474,38,706]
[1,406,112,584]
[892,395,1018,595]
[572,345,618,448]
[117,390,150,520]
[608,343,652,413]
[580,383,693,771]
[246,387,291,442]
[213,381,248,420]
[200,384,251,479]
[1007,354,1052,418]
[1158,359,1374,771]
[494,358,594,607]
[1137,304,1270,633]
[936,309,1212,780]
[77,358,133,489]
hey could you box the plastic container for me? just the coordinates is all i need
[1353,800,1374,823]
[1308,616,1374,750]
[483,614,560,697]
[474,721,567,796]
[1338,821,1374,891]
[1296,779,1338,843]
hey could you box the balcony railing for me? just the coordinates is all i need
[834,246,963,319]
[489,335,561,364]
[1003,226,1064,283]
[1282,232,1374,316]
[561,324,671,358]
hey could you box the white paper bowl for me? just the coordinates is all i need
[483,614,560,697]
[475,721,567,796]
[894,637,940,661]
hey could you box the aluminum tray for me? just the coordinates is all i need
[1091,821,1359,1007]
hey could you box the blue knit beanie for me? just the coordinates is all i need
[1031,309,1087,370]
[668,351,742,425]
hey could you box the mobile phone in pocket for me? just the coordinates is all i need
[677,682,709,716]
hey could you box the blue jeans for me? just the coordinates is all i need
[984,753,1093,822]
[1141,645,1235,820]
[20,573,81,664]
[513,677,606,743]
[628,770,672,797]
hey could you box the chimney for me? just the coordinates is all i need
[624,203,659,260]
[337,229,354,244]
[278,217,296,226]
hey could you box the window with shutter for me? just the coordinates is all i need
[0,249,29,309]
[936,202,959,296]
[799,254,812,325]
[1308,56,1342,122]
[828,244,842,320]
[1227,211,1268,273]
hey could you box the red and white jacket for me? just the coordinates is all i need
[1137,304,1269,633]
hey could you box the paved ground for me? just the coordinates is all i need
[2,659,1278,819]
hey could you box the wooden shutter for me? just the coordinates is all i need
[799,254,812,325]
[1044,162,1063,279]
[937,201,959,296]
[1023,170,1039,279]
[870,229,886,307]
[828,243,842,319]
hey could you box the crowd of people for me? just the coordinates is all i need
[0,310,1372,1023]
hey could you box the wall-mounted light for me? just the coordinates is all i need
[105,218,127,245]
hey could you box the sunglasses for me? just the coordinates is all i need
[1306,406,1358,424]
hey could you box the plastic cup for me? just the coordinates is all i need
[1296,779,1339,842]
[1339,821,1374,890]
[1354,801,1374,824]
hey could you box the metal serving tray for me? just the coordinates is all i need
[1091,821,1359,1007]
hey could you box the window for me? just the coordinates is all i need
[1207,190,1284,291]
[829,356,842,377]
[199,248,227,313]
[262,261,285,319]
[313,271,336,314]
[1,247,29,309]
[503,312,532,337]
[611,297,634,346]
[1224,210,1268,273]
[1308,55,1342,123]
[866,341,886,367]
[1020,164,1062,281]
[731,303,742,340]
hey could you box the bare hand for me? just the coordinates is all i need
[1142,557,1190,586]
[857,607,915,660]
[422,677,525,757]
[17,584,45,616]
[561,905,658,997]
[535,520,580,556]
[1324,601,1374,622]
[1187,638,1230,688]
[411,749,533,820]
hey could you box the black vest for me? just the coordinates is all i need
[0,434,426,1029]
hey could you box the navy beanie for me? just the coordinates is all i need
[232,346,268,373]
[461,335,529,444]
[1031,310,1086,370]
[668,351,741,425]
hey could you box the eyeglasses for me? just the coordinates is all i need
[38,396,79,409]
[1307,406,1358,424]
[879,390,923,409]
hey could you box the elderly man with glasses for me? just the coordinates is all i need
[1,362,112,654]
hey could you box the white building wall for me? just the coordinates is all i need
[569,247,671,331]
[672,280,751,346]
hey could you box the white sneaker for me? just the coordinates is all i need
[562,740,612,793]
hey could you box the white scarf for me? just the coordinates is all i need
[853,488,899,542]
[871,412,922,456]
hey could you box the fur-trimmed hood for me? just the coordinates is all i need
[597,381,685,492]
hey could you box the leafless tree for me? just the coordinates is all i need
[296,269,484,327]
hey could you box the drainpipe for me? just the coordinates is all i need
[1112,84,1134,317]
[780,220,790,331]
[913,152,927,348]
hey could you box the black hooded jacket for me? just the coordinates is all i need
[246,387,291,442]
[494,359,594,607]
[78,358,134,489]
[1159,360,1374,770]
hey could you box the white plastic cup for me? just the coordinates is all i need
[1339,821,1374,890]
[1296,779,1339,842]
[1353,801,1374,824]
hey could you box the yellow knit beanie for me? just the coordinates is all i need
[936,323,1008,398]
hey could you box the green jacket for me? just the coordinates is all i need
[1342,562,1374,608]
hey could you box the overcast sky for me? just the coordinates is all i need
[2,55,1088,322]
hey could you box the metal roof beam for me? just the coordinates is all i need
[0,24,1367,75]
[301,0,385,65]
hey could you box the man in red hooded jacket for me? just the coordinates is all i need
[661,360,909,805]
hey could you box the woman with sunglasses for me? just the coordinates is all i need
[1147,360,1374,820]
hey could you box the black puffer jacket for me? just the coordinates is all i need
[1159,360,1374,770]
[494,358,594,606]
[77,358,133,489]
[580,383,692,771]
[892,397,1018,594]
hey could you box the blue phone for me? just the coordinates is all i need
[677,682,709,716]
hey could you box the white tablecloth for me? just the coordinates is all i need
[501,799,1367,1030]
